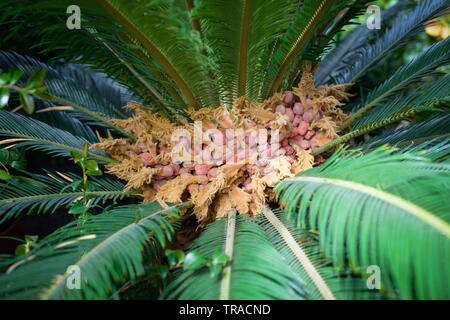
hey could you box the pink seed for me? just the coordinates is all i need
[303,109,315,123]
[212,149,223,160]
[224,130,232,141]
[256,159,268,168]
[313,113,321,122]
[257,131,268,145]
[140,152,154,166]
[290,127,299,137]
[300,140,310,150]
[194,164,209,175]
[171,164,180,174]
[160,165,174,177]
[263,166,273,175]
[293,114,302,127]
[305,98,313,109]
[293,102,304,115]
[275,104,286,114]
[285,107,294,122]
[283,91,294,105]
[298,121,309,135]
[245,134,257,147]
[305,130,315,140]
[285,146,294,155]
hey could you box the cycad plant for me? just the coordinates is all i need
[0,0,448,300]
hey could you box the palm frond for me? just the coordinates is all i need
[0,50,135,138]
[33,107,99,143]
[257,208,384,299]
[0,1,194,115]
[357,115,450,153]
[265,0,338,97]
[352,73,450,130]
[276,146,450,299]
[330,0,448,84]
[95,0,219,108]
[0,171,136,223]
[0,202,185,299]
[340,37,450,129]
[0,109,116,163]
[162,212,310,300]
[193,0,297,104]
[315,1,410,85]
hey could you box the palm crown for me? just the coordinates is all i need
[0,0,448,300]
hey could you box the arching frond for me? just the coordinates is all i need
[0,50,135,139]
[161,212,310,300]
[193,0,297,104]
[265,0,338,97]
[0,202,186,299]
[0,109,116,163]
[352,73,450,130]
[330,0,448,84]
[357,115,450,152]
[0,171,137,223]
[276,146,450,299]
[340,38,450,129]
[315,1,410,85]
[257,208,384,300]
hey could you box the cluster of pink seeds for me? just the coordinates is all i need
[139,91,324,193]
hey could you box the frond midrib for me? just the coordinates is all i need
[0,190,137,204]
[261,207,336,300]
[219,208,236,300]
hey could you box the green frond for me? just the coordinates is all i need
[358,115,450,153]
[265,0,337,97]
[0,50,136,139]
[0,171,136,223]
[397,137,450,163]
[330,0,448,85]
[257,208,384,300]
[315,1,410,85]
[95,0,219,108]
[0,202,186,299]
[352,73,450,130]
[0,109,116,163]
[161,213,310,300]
[33,106,99,143]
[340,37,450,129]
[275,146,450,299]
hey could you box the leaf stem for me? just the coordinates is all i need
[220,208,236,300]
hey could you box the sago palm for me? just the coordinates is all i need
[0,0,448,300]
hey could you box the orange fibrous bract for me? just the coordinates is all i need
[92,69,352,224]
